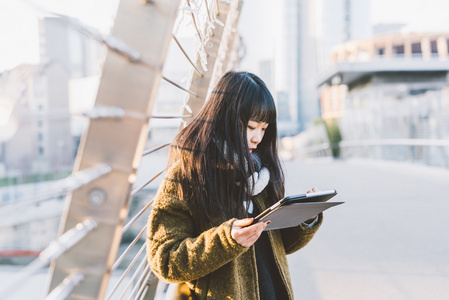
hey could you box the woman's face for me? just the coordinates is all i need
[246,120,269,153]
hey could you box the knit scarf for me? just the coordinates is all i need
[221,142,270,214]
[248,153,270,196]
[244,153,270,214]
[221,142,270,195]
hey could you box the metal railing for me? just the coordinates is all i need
[0,0,243,299]
[339,138,449,168]
[283,134,449,169]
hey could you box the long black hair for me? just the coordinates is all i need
[170,71,284,224]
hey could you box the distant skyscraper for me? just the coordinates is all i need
[269,0,372,136]
[316,0,372,72]
[39,17,102,78]
[272,0,301,136]
[296,0,371,134]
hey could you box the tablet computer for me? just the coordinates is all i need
[254,189,342,230]
[280,189,338,205]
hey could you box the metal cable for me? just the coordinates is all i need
[204,0,213,22]
[118,256,148,300]
[214,0,219,16]
[26,1,205,103]
[112,225,147,272]
[142,143,171,157]
[204,0,215,36]
[137,284,150,300]
[123,263,151,300]
[55,13,140,62]
[126,265,152,300]
[186,0,208,57]
[130,169,165,199]
[162,76,199,97]
[123,169,166,235]
[105,242,146,300]
[134,272,151,300]
[0,107,191,122]
[122,199,154,234]
[203,0,214,36]
[79,105,191,120]
[25,1,141,62]
[173,35,203,77]
[25,3,203,99]
[151,114,193,119]
[0,164,111,215]
[44,272,84,300]
[186,0,203,45]
[0,219,97,298]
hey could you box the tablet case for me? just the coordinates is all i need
[254,189,343,231]
[260,201,344,230]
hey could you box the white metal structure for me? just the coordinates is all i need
[0,0,243,299]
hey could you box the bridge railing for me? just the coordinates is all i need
[339,138,449,168]
[282,132,449,169]
[0,0,243,299]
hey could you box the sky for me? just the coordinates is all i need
[370,0,449,30]
[2,0,449,73]
[0,0,117,72]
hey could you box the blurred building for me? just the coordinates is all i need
[271,0,299,136]
[272,0,371,137]
[40,16,106,153]
[315,0,372,72]
[39,17,103,78]
[0,16,106,180]
[0,62,73,184]
[0,16,106,255]
[318,32,449,166]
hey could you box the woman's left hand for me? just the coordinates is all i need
[306,187,318,194]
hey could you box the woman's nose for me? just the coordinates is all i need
[251,130,262,143]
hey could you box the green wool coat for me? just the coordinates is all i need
[147,162,323,300]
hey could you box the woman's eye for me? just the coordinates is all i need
[248,126,255,130]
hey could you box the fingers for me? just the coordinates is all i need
[233,218,254,227]
[231,219,270,248]
[306,187,318,194]
[232,222,263,239]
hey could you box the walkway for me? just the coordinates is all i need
[285,158,449,300]
[1,158,448,299]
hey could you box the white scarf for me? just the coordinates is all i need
[243,153,270,214]
[247,153,270,196]
[220,141,271,214]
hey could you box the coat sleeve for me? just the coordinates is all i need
[280,212,323,254]
[146,177,248,283]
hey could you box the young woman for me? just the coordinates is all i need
[147,71,322,299]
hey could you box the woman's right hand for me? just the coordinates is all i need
[231,218,270,247]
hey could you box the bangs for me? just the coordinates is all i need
[234,72,277,125]
[249,93,277,124]
[240,82,277,124]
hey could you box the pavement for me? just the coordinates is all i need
[2,157,449,299]
[284,158,449,300]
